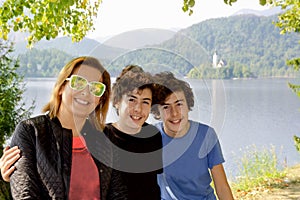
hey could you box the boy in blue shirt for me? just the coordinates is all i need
[152,72,234,200]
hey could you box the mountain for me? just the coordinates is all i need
[14,37,127,61]
[101,28,176,49]
[15,28,176,56]
[13,28,176,59]
[232,6,282,17]
[14,11,300,78]
[164,13,300,76]
[105,13,300,77]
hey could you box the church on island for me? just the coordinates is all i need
[212,50,226,68]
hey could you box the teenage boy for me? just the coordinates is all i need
[104,65,163,200]
[151,71,234,200]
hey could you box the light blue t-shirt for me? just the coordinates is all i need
[156,120,225,200]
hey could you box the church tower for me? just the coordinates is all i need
[212,49,218,68]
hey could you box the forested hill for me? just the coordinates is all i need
[16,14,300,78]
[177,14,300,78]
[106,14,300,78]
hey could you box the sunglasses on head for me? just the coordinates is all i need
[66,75,106,97]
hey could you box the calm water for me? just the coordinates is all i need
[23,78,300,179]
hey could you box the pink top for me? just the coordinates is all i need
[69,136,100,200]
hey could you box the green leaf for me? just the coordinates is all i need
[13,25,18,32]
[259,0,266,6]
[188,0,195,7]
[182,5,188,12]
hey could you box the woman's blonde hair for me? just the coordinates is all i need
[42,56,111,130]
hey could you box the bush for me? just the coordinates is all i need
[232,145,286,198]
[0,40,34,199]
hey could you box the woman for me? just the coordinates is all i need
[1,64,162,199]
[7,56,127,199]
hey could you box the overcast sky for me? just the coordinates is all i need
[87,0,268,39]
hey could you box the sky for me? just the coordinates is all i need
[87,0,268,39]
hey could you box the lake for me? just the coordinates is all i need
[23,77,300,179]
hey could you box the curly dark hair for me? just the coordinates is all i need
[112,65,155,115]
[151,71,194,120]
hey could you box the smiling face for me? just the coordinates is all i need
[59,64,102,120]
[115,88,152,134]
[158,90,190,138]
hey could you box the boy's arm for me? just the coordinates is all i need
[211,164,234,200]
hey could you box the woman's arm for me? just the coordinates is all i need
[211,164,234,200]
[9,121,44,199]
[0,146,21,182]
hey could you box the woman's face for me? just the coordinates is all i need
[59,64,103,119]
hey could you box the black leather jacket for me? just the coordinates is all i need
[10,115,127,200]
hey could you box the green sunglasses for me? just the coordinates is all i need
[66,75,106,97]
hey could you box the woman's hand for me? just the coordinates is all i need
[0,146,21,182]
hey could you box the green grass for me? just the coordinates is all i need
[231,145,287,196]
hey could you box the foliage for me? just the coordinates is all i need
[0,40,34,199]
[17,48,73,77]
[183,0,272,16]
[182,0,195,16]
[106,14,300,77]
[106,47,196,77]
[0,0,102,47]
[0,41,33,145]
[288,82,300,99]
[222,0,300,96]
[231,145,286,199]
[175,15,299,78]
[225,0,274,6]
[273,1,300,35]
[186,0,300,93]
[188,64,256,79]
[294,135,300,154]
[183,15,295,69]
[271,1,300,100]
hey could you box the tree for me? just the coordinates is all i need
[273,0,300,99]
[0,0,101,47]
[222,0,300,96]
[0,41,34,199]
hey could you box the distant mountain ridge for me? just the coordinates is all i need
[232,6,282,17]
[14,7,300,78]
[14,37,126,61]
[102,28,176,49]
[103,12,299,77]
[12,7,282,55]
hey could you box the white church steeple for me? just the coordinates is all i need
[213,49,218,68]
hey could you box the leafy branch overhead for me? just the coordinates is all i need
[273,1,300,78]
[182,0,272,16]
[0,0,102,47]
[274,1,300,34]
